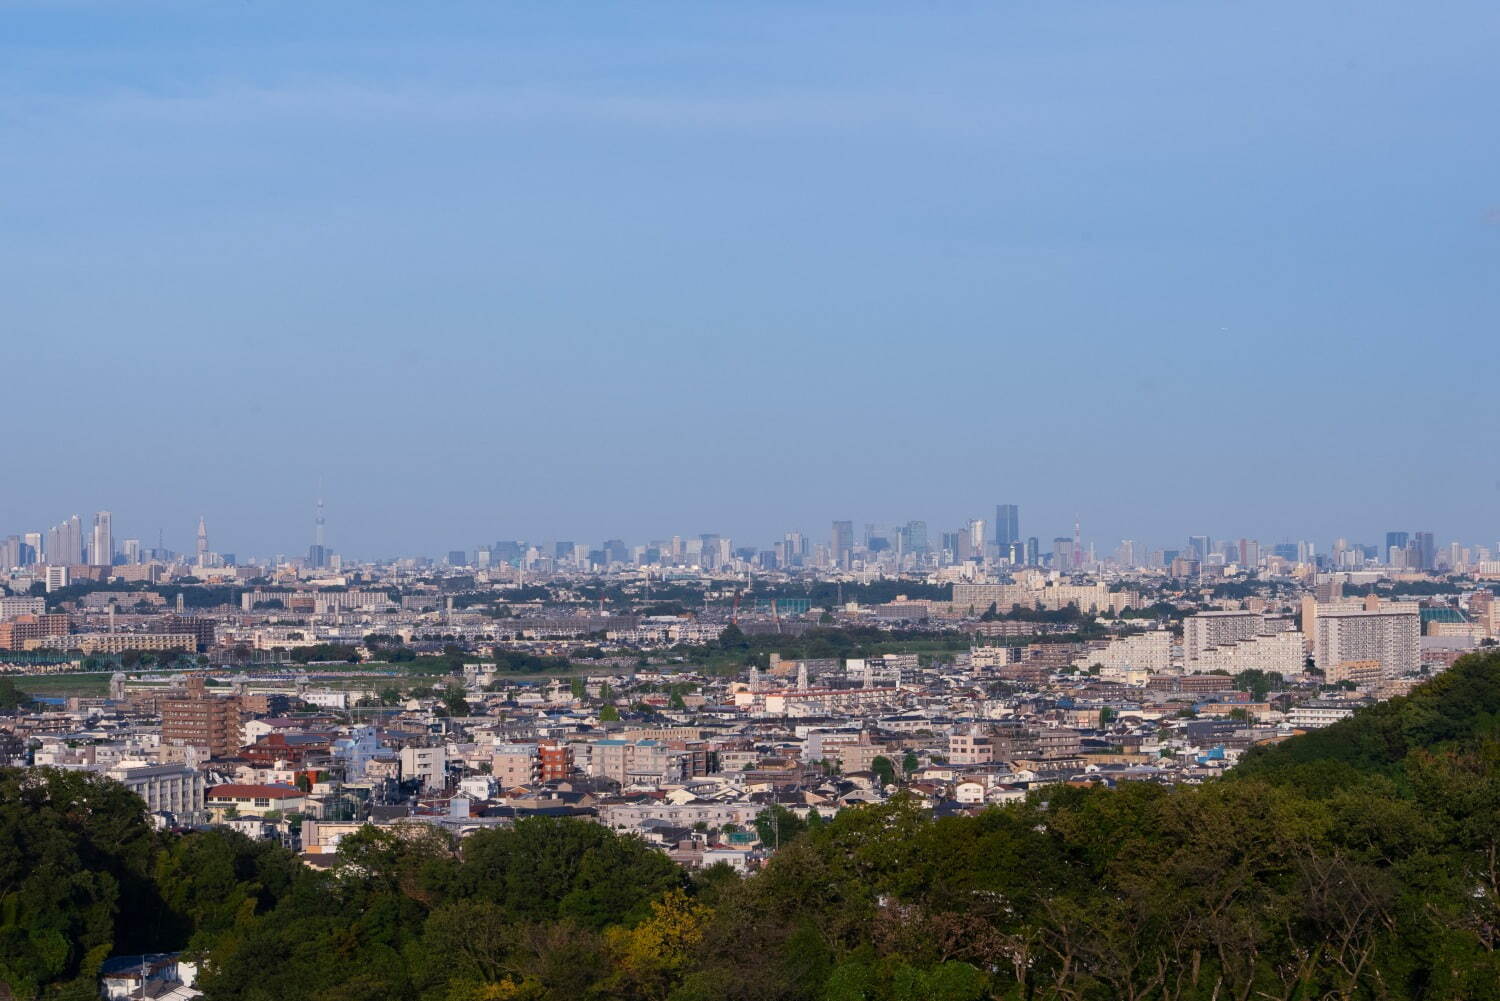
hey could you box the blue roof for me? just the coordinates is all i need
[99,953,178,977]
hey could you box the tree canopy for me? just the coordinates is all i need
[9,651,1500,1000]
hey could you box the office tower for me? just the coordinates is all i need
[1384,532,1409,560]
[831,521,854,568]
[121,538,141,564]
[967,519,986,559]
[994,504,1019,549]
[22,533,40,566]
[44,565,69,591]
[448,550,467,566]
[0,536,18,570]
[90,511,112,566]
[1053,537,1074,570]
[1025,537,1039,565]
[195,516,209,565]
[902,521,928,556]
[1118,540,1137,568]
[1412,531,1436,571]
[1187,535,1211,562]
[553,541,574,560]
[940,531,961,560]
[954,528,974,562]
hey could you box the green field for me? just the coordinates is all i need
[11,673,113,697]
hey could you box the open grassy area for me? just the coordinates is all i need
[11,673,113,697]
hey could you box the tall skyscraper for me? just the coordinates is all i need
[1412,531,1436,572]
[831,521,854,568]
[994,504,1019,548]
[967,518,986,558]
[90,511,112,567]
[1187,535,1211,562]
[47,514,84,566]
[196,516,209,565]
[1384,531,1409,559]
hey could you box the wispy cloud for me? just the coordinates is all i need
[0,74,1065,144]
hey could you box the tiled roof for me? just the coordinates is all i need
[207,784,304,799]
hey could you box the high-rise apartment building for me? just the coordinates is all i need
[161,674,242,759]
[90,511,112,566]
[1183,610,1279,664]
[45,515,84,566]
[1314,604,1420,682]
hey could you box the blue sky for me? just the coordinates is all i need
[4,1,1497,559]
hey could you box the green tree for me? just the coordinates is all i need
[753,805,807,850]
[871,755,897,788]
[441,683,470,717]
[0,677,35,711]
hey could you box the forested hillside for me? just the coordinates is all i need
[7,650,1500,1000]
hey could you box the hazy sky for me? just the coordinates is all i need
[5,2,1498,559]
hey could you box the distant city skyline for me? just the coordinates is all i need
[2,497,1492,567]
[6,1,1498,558]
